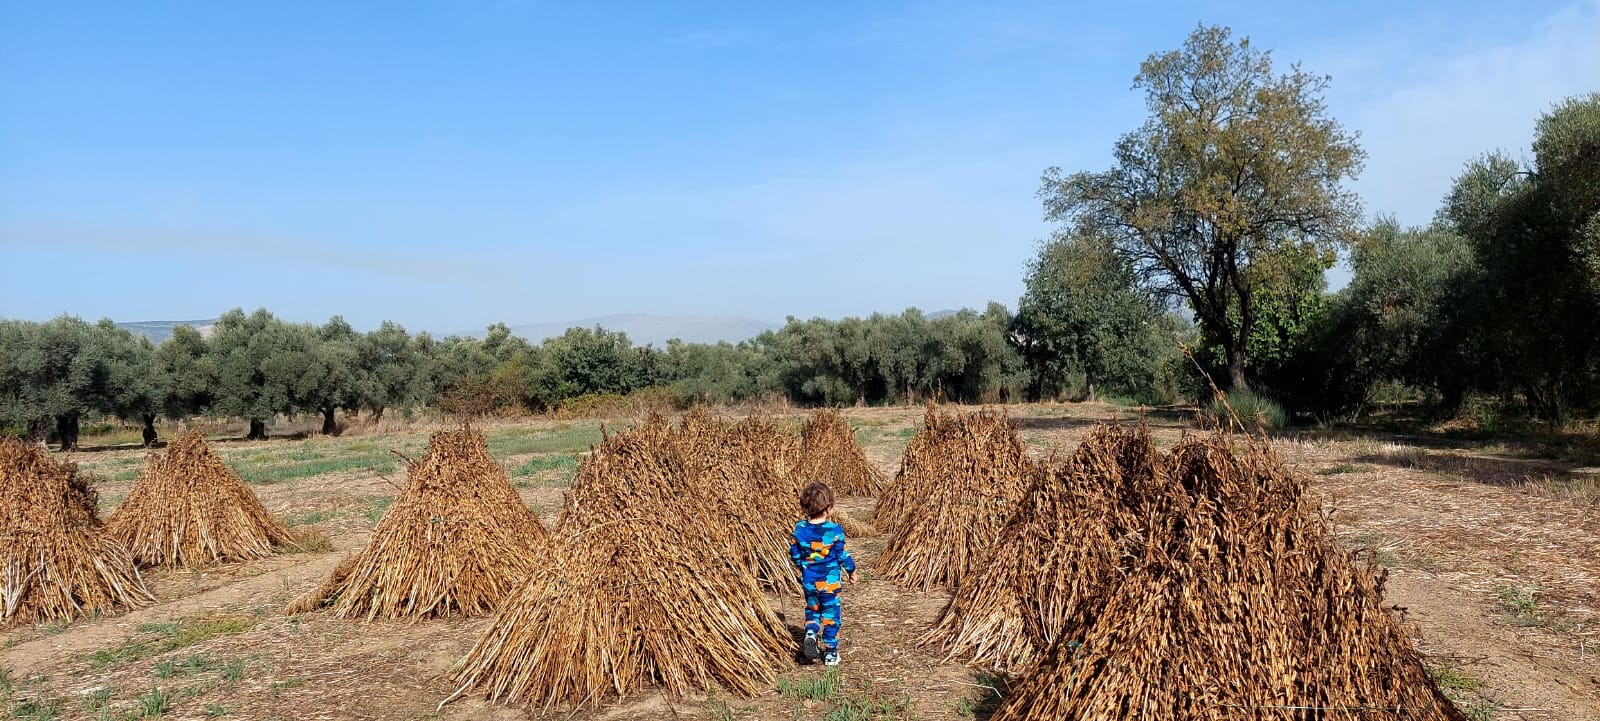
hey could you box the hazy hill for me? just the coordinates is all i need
[115,319,218,343]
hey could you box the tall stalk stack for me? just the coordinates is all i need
[793,409,884,496]
[107,430,292,567]
[874,407,1035,590]
[990,432,1467,721]
[288,427,546,619]
[1,438,153,627]
[922,424,1155,671]
[452,417,793,708]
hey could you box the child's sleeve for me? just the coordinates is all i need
[789,529,806,569]
[834,530,856,574]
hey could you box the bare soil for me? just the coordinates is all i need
[4,404,1597,720]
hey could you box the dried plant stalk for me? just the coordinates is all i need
[793,409,885,496]
[107,430,292,567]
[2,439,153,627]
[452,412,794,709]
[922,424,1154,671]
[287,426,546,619]
[874,406,1035,590]
[990,432,1468,721]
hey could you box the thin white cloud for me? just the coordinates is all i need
[1337,0,1600,226]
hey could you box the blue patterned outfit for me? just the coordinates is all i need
[790,519,856,651]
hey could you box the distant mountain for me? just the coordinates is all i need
[483,314,779,347]
[116,319,217,343]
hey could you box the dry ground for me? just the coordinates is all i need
[3,404,1597,720]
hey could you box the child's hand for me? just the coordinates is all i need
[846,570,858,585]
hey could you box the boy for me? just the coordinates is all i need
[790,481,857,666]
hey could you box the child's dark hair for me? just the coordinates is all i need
[800,482,834,520]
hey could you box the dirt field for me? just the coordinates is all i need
[4,403,1598,720]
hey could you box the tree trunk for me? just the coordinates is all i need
[1086,380,1097,403]
[1228,344,1250,392]
[55,412,80,451]
[141,413,158,447]
[370,406,386,424]
[247,419,267,440]
[321,407,339,436]
[27,417,50,445]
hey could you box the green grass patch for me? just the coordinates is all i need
[86,616,256,669]
[511,453,582,486]
[1495,585,1542,626]
[1316,463,1359,476]
[484,425,603,457]
[81,686,114,712]
[205,702,230,718]
[362,496,394,525]
[778,669,841,701]
[825,686,911,721]
[233,454,398,485]
[135,687,171,717]
[284,509,337,527]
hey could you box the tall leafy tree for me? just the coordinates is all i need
[1440,94,1600,418]
[1041,24,1364,390]
[209,308,301,440]
[1012,232,1164,401]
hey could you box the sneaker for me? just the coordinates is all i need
[803,631,820,661]
[823,650,840,667]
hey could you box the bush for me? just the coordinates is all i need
[1212,390,1288,432]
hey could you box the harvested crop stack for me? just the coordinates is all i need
[832,511,878,538]
[107,430,292,567]
[710,417,807,590]
[453,422,793,709]
[793,409,884,496]
[991,433,1467,721]
[288,427,545,619]
[875,407,1035,590]
[1,438,153,627]
[922,424,1156,671]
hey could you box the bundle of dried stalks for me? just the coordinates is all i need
[793,409,884,496]
[106,430,292,567]
[991,433,1467,720]
[452,420,793,709]
[287,427,545,619]
[875,406,1035,590]
[1,439,153,627]
[833,511,878,538]
[922,424,1155,671]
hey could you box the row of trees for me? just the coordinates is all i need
[4,304,1145,447]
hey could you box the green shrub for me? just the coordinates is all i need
[1212,391,1287,431]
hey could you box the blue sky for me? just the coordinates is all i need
[2,1,1597,333]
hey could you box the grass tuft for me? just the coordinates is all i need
[86,616,256,669]
[778,669,842,701]
[136,687,170,717]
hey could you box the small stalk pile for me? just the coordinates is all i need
[990,433,1467,721]
[288,427,546,619]
[874,406,1035,590]
[107,430,292,567]
[793,409,885,496]
[922,424,1157,671]
[1,438,153,627]
[450,420,793,709]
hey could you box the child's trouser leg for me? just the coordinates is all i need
[803,590,823,636]
[817,591,842,650]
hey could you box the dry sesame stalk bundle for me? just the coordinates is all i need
[288,426,546,619]
[107,430,292,568]
[874,405,1035,590]
[2,438,153,627]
